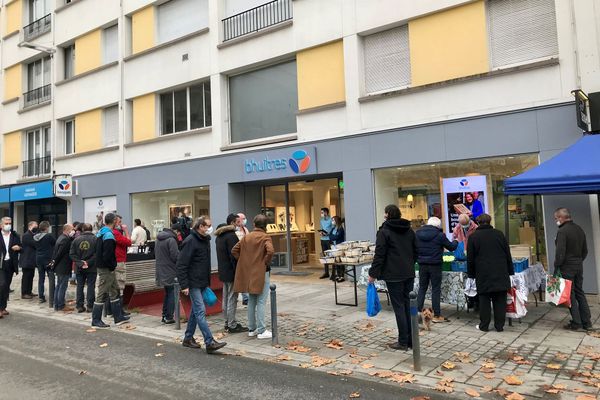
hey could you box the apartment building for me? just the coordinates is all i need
[1,0,600,291]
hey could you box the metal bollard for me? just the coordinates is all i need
[270,284,279,346]
[174,279,181,331]
[409,291,421,371]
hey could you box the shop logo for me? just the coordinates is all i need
[289,150,311,174]
[459,179,469,187]
[98,200,104,207]
[58,180,71,191]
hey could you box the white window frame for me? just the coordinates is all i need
[159,82,210,136]
[27,56,51,91]
[102,106,119,147]
[64,120,75,155]
[25,126,50,161]
[64,44,75,79]
[102,25,119,64]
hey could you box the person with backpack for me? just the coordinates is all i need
[70,223,97,313]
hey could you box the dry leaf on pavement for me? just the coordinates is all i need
[410,397,430,400]
[505,393,525,400]
[575,395,596,400]
[85,328,96,333]
[311,356,335,367]
[441,361,456,370]
[482,386,493,393]
[552,384,567,390]
[355,321,376,332]
[545,388,560,394]
[454,352,473,363]
[555,352,568,360]
[297,331,308,336]
[503,375,523,386]
[274,354,292,362]
[349,392,360,398]
[435,377,454,393]
[484,373,495,380]
[465,388,480,397]
[286,341,311,353]
[369,370,394,378]
[546,363,562,370]
[99,343,108,348]
[361,363,374,369]
[388,373,415,384]
[326,339,344,350]
[328,369,353,376]
[481,361,496,369]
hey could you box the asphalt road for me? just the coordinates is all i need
[0,312,452,400]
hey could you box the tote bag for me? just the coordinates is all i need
[546,272,572,308]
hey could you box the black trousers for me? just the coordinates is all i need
[478,291,506,332]
[0,266,8,310]
[21,268,36,296]
[562,268,592,328]
[320,240,331,275]
[386,279,414,347]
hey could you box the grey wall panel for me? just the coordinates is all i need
[343,168,376,242]
[340,136,372,171]
[535,105,580,152]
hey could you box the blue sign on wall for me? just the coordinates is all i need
[10,180,54,202]
[0,188,9,203]
[242,147,317,182]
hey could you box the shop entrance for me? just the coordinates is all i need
[259,177,344,276]
[24,198,68,237]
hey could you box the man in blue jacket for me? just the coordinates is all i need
[416,217,458,323]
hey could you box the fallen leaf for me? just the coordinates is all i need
[410,397,430,400]
[124,324,136,330]
[503,375,523,386]
[495,389,509,397]
[481,368,496,374]
[506,393,525,400]
[155,353,165,357]
[85,328,96,333]
[545,389,560,394]
[78,370,88,375]
[297,331,308,336]
[552,384,567,390]
[326,339,344,350]
[388,373,415,384]
[355,321,376,332]
[316,326,326,332]
[546,363,562,370]
[481,361,496,369]
[370,370,394,378]
[454,352,473,363]
[311,356,335,367]
[465,388,480,398]
[441,361,456,370]
[482,386,493,393]
[214,332,227,340]
[555,352,569,360]
[435,377,455,393]
[299,363,311,369]
[575,395,596,400]
[99,343,108,348]
[285,341,311,353]
[349,392,360,399]
[328,369,353,376]
[361,363,374,369]
[484,373,495,380]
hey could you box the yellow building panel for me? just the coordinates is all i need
[297,40,346,110]
[132,6,155,54]
[5,0,22,36]
[132,94,156,142]
[75,29,102,75]
[4,64,22,101]
[409,0,489,86]
[3,131,21,168]
[75,109,103,153]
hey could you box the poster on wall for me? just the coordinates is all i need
[442,175,489,238]
[84,196,117,232]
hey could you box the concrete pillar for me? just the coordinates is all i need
[374,170,398,229]
[313,184,330,254]
[343,169,376,242]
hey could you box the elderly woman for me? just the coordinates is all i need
[452,214,478,247]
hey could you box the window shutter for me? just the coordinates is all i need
[364,25,411,94]
[157,0,208,44]
[103,25,119,64]
[103,106,119,147]
[488,0,558,68]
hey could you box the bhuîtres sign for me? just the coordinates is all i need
[243,148,317,181]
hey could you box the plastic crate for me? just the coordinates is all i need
[512,258,529,273]
[442,262,452,271]
[451,261,468,272]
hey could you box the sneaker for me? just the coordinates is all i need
[206,341,227,354]
[92,320,110,329]
[248,330,258,337]
[227,324,249,333]
[388,342,409,351]
[76,307,86,313]
[257,330,272,340]
[432,316,448,323]
[162,318,176,325]
[182,338,202,349]
[39,297,46,304]
[319,274,330,279]
[476,324,489,332]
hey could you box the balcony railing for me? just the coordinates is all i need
[22,156,51,178]
[23,84,51,109]
[23,14,52,41]
[223,0,292,42]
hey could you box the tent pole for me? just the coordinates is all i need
[505,194,510,244]
[534,194,541,262]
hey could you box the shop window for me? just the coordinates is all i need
[229,60,298,144]
[160,82,211,135]
[488,0,558,68]
[131,187,209,240]
[157,0,208,44]
[364,25,411,93]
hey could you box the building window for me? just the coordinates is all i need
[24,126,51,177]
[488,0,558,68]
[64,44,75,79]
[65,120,75,155]
[157,0,208,44]
[24,0,51,40]
[103,25,119,64]
[160,82,211,135]
[25,56,51,108]
[364,25,411,94]
[229,61,297,143]
[103,106,119,146]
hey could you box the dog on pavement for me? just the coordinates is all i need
[421,308,434,331]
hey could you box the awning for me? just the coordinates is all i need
[504,134,600,195]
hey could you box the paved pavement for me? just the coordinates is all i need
[3,275,600,399]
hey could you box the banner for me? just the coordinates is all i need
[441,175,489,239]
[84,196,117,232]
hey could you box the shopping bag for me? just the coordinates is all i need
[366,283,381,317]
[202,287,218,306]
[453,242,466,261]
[506,287,527,318]
[545,274,572,308]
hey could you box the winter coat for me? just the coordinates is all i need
[330,226,345,245]
[554,221,587,274]
[96,226,117,271]
[232,228,274,295]
[20,230,37,269]
[452,220,478,247]
[215,225,239,283]
[52,234,73,275]
[1,231,21,273]
[34,232,56,270]
[467,224,514,294]
[369,218,417,282]
[70,232,97,273]
[416,225,458,265]
[155,229,179,286]
[113,229,131,263]
[176,230,212,290]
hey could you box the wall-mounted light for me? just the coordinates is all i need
[407,194,414,208]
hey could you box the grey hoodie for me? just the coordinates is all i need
[34,231,56,268]
[155,229,179,286]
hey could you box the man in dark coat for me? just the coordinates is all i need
[415,216,458,322]
[20,221,38,299]
[216,214,246,333]
[554,207,592,331]
[467,213,513,332]
[34,221,56,306]
[369,205,417,351]
[177,216,226,354]
[51,224,75,312]
[0,216,21,316]
[155,223,180,324]
[70,223,97,313]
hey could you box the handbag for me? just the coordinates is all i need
[366,283,382,317]
[545,270,572,308]
[202,287,218,306]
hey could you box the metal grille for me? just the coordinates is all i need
[22,156,51,178]
[364,25,411,94]
[488,0,558,68]
[223,0,292,42]
[23,84,51,108]
[23,14,52,41]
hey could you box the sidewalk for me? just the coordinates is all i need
[5,277,600,400]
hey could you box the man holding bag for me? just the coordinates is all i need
[554,208,592,332]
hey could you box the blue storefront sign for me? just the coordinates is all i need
[10,180,54,202]
[0,188,9,203]
[242,147,318,181]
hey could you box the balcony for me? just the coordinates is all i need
[222,0,292,42]
[23,14,52,41]
[22,156,51,178]
[23,84,51,109]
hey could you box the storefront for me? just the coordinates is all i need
[70,103,599,292]
[10,180,69,236]
[0,188,9,219]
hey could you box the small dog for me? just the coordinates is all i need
[421,308,434,331]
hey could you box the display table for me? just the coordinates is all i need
[333,261,371,306]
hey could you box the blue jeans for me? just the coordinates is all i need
[184,288,214,346]
[163,285,175,320]
[248,272,270,334]
[76,270,97,309]
[417,263,442,316]
[54,274,70,310]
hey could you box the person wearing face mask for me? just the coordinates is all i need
[20,221,39,299]
[452,213,478,248]
[177,216,227,354]
[0,217,21,317]
[50,224,75,312]
[319,208,334,279]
